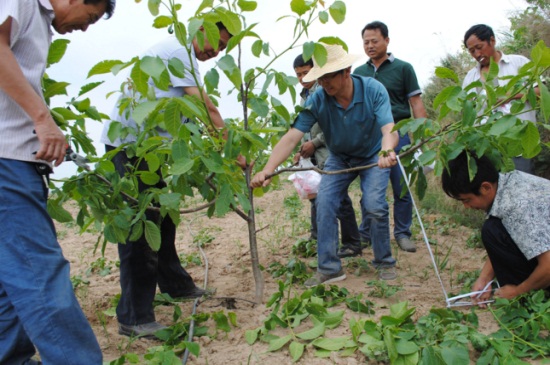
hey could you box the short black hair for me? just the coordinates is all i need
[85,0,116,19]
[463,24,494,47]
[293,54,313,69]
[361,21,388,38]
[441,151,499,200]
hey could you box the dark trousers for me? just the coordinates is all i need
[311,193,361,248]
[482,217,538,286]
[106,146,197,325]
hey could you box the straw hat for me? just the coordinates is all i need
[302,43,362,82]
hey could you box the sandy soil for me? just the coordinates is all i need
[56,180,500,364]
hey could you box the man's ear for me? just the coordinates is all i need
[479,181,495,195]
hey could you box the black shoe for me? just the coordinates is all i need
[337,247,362,258]
[170,287,212,300]
[118,321,167,339]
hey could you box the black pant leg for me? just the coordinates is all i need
[156,214,197,296]
[481,217,538,286]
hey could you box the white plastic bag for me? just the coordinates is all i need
[288,158,322,199]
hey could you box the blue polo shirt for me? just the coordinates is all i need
[293,75,393,160]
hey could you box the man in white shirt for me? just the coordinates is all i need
[462,24,538,174]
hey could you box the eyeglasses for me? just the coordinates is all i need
[317,70,344,83]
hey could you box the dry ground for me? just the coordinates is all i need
[57,179,503,364]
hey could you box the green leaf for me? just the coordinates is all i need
[396,340,419,355]
[216,55,242,89]
[87,60,123,78]
[311,337,348,351]
[203,20,220,53]
[43,82,69,99]
[289,341,305,362]
[296,322,325,340]
[488,115,517,136]
[290,0,309,16]
[172,140,189,160]
[213,312,231,332]
[183,341,200,357]
[167,57,186,78]
[313,43,328,67]
[47,201,73,223]
[434,85,460,110]
[435,67,459,83]
[539,78,550,123]
[216,9,242,36]
[171,158,194,175]
[159,193,181,210]
[302,42,314,63]
[249,97,269,117]
[214,183,233,217]
[200,154,224,173]
[140,171,160,185]
[144,220,161,251]
[328,1,346,24]
[251,39,263,57]
[196,0,214,13]
[268,334,292,351]
[47,39,70,66]
[440,345,470,365]
[74,98,90,112]
[245,329,259,345]
[237,0,257,11]
[148,0,161,16]
[153,15,172,29]
[486,58,499,82]
[521,122,541,158]
[140,56,166,82]
[319,11,329,24]
[144,153,160,172]
[132,100,161,125]
[130,60,149,96]
[164,100,182,136]
[78,81,103,97]
[462,100,476,127]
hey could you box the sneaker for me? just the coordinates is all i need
[396,237,416,252]
[337,247,362,258]
[118,321,168,338]
[304,269,346,288]
[378,267,397,281]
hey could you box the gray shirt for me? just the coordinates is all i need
[488,171,550,259]
[0,0,54,162]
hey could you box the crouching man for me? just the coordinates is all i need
[441,151,550,306]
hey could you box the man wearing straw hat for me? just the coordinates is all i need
[251,43,399,286]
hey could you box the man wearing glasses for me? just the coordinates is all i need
[251,43,399,286]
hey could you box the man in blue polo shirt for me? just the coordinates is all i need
[354,21,427,253]
[251,43,399,285]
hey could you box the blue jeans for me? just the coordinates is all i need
[360,133,412,241]
[315,154,395,275]
[0,159,102,364]
[309,194,360,247]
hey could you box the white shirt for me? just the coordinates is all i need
[0,0,54,162]
[489,171,550,260]
[463,52,536,123]
[101,37,201,146]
